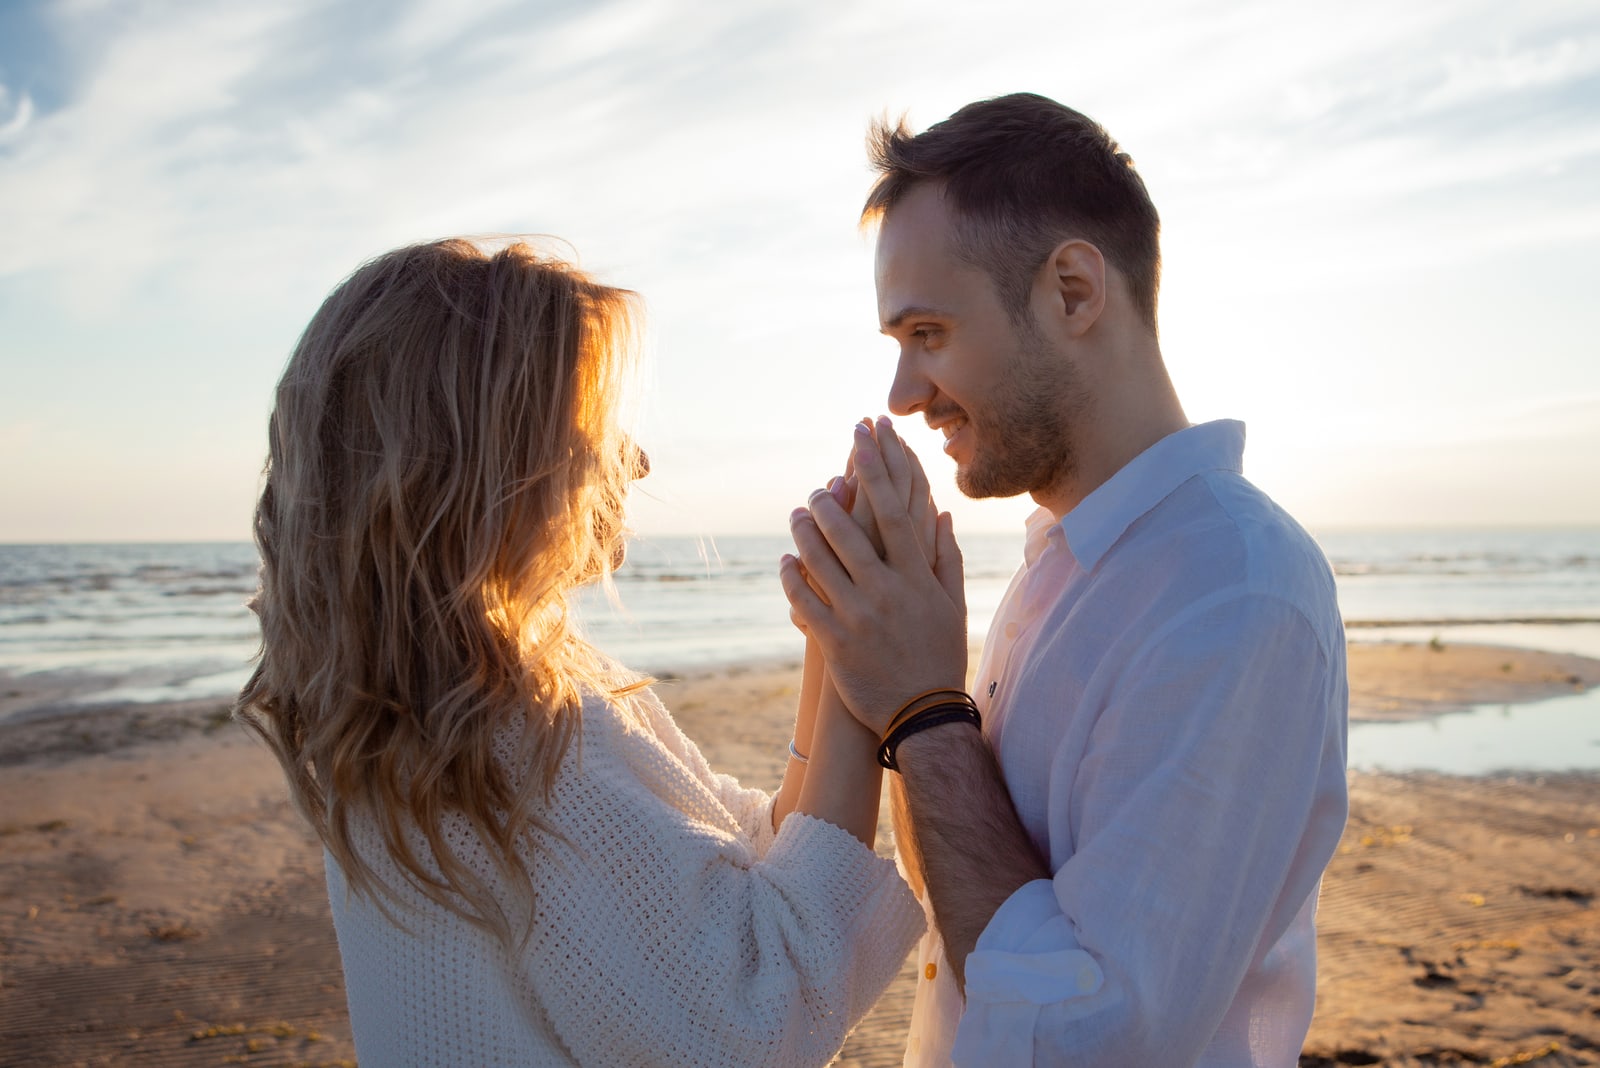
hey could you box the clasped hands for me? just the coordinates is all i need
[780,418,968,738]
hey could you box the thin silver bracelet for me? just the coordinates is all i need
[788,738,809,764]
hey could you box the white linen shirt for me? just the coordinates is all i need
[904,419,1349,1067]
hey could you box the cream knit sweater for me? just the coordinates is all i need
[325,686,925,1067]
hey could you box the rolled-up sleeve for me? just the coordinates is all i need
[953,592,1347,1066]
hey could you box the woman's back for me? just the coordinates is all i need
[326,686,920,1067]
[241,238,921,1066]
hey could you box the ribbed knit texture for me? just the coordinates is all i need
[326,686,925,1067]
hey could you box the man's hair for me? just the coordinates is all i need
[863,92,1162,331]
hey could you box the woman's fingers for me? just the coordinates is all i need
[779,553,831,636]
[789,502,850,595]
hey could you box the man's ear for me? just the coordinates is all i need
[1044,239,1105,338]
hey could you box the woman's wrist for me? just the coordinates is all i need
[793,636,825,752]
[793,684,884,846]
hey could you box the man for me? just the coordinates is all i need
[782,93,1349,1066]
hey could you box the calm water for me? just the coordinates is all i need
[2,528,1597,773]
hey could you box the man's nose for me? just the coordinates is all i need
[886,352,931,417]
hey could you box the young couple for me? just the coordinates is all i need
[239,93,1349,1067]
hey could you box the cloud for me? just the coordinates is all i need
[1,0,1597,537]
[6,0,1594,292]
[0,87,30,143]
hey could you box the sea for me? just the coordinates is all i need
[1,527,1597,775]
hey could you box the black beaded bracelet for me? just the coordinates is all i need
[876,701,982,772]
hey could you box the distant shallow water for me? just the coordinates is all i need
[1347,687,1600,776]
[1351,622,1600,661]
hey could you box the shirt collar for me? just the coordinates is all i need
[1021,504,1061,566]
[1054,419,1246,571]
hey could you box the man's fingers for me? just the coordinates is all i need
[851,423,926,565]
[809,483,890,578]
[899,432,937,561]
[847,474,885,558]
[933,511,967,614]
[871,416,915,509]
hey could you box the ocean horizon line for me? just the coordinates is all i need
[3,520,1599,549]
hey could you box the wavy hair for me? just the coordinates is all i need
[236,237,646,943]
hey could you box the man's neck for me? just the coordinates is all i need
[1034,350,1188,519]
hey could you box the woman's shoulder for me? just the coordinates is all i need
[564,683,743,821]
[534,680,688,777]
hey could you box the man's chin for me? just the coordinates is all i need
[955,470,1007,501]
[955,460,1033,502]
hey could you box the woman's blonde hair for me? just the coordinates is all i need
[236,237,645,942]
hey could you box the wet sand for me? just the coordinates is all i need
[0,640,1596,1066]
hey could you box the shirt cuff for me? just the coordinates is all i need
[964,879,1104,1004]
[952,880,1107,1066]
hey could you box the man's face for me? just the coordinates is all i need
[874,184,1083,503]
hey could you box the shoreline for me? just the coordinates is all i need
[1,641,1597,1065]
[5,636,1593,748]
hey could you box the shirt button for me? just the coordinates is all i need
[1004,621,1019,639]
[924,962,938,981]
[1077,965,1098,992]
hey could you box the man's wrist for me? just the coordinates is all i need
[877,697,981,771]
[890,714,986,770]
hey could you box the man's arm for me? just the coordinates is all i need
[892,722,1049,990]
[781,418,1044,986]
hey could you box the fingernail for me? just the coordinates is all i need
[876,414,893,432]
[789,506,809,523]
[808,486,831,505]
[780,553,796,566]
[855,420,873,439]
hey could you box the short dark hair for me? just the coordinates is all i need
[863,93,1162,331]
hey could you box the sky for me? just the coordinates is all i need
[1,0,1597,542]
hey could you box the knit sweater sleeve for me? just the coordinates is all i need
[518,692,924,1067]
[631,686,781,856]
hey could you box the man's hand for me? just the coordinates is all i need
[781,418,967,736]
[845,418,939,562]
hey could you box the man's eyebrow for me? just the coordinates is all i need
[881,305,949,332]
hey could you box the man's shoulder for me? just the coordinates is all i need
[1105,470,1338,622]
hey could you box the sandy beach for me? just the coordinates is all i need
[2,640,1597,1067]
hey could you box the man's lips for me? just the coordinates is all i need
[928,413,969,456]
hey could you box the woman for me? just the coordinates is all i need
[236,237,924,1066]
